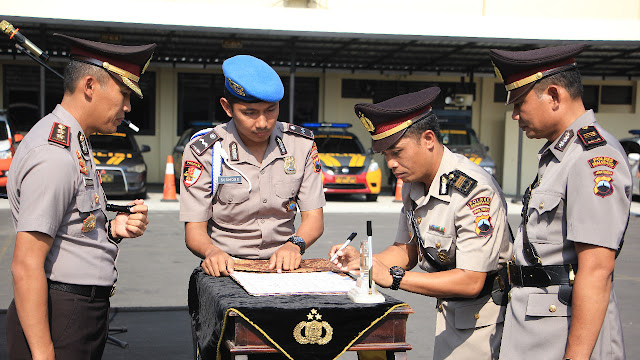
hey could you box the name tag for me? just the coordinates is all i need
[84,177,94,187]
[218,176,242,184]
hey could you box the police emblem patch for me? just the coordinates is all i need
[82,214,97,232]
[183,160,203,187]
[588,156,618,169]
[48,122,70,147]
[284,156,296,175]
[593,169,614,198]
[475,214,494,237]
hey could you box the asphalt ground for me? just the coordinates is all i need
[1,188,639,359]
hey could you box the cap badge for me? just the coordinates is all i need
[358,112,375,133]
[227,78,245,97]
[284,156,296,175]
[81,214,97,232]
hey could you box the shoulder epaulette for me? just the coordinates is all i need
[577,126,607,150]
[48,122,70,147]
[190,129,221,156]
[285,124,314,140]
[445,169,477,196]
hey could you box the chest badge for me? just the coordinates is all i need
[428,225,445,234]
[285,198,297,211]
[284,156,297,175]
[229,142,239,161]
[78,132,90,157]
[82,214,97,232]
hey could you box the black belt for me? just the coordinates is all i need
[508,263,577,287]
[48,280,113,299]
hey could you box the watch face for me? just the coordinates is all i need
[390,266,405,277]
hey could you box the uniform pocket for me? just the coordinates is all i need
[453,298,506,330]
[76,188,102,213]
[217,183,250,204]
[526,192,564,244]
[525,293,570,317]
[274,179,301,199]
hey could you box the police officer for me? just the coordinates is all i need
[330,87,512,360]
[6,34,153,359]
[490,44,631,360]
[180,55,325,276]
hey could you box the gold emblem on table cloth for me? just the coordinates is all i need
[293,308,333,345]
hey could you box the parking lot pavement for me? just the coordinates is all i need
[1,189,639,359]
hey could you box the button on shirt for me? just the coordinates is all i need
[179,121,325,259]
[7,105,116,287]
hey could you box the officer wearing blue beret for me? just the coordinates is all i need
[180,55,325,276]
[491,44,631,360]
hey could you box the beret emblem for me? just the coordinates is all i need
[228,78,245,97]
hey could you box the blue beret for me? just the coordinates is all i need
[222,55,284,103]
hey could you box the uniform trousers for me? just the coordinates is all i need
[6,288,110,360]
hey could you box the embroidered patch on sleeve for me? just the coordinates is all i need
[183,160,204,187]
[475,214,494,237]
[593,169,614,198]
[588,156,618,169]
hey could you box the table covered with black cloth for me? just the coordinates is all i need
[188,268,408,360]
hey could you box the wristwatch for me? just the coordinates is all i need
[389,266,405,290]
[287,235,306,255]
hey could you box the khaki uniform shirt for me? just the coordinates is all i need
[395,147,512,360]
[499,110,631,360]
[179,120,325,259]
[8,105,116,286]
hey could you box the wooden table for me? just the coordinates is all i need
[222,304,414,360]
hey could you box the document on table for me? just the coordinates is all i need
[230,271,356,296]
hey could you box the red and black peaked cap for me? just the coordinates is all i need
[54,33,156,99]
[355,87,440,153]
[490,43,587,105]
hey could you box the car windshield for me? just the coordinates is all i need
[441,128,479,146]
[90,132,136,151]
[315,134,363,153]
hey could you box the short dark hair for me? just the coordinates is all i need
[63,60,109,94]
[533,68,584,100]
[403,113,442,144]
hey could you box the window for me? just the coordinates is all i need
[601,86,633,105]
[127,71,156,135]
[583,85,599,112]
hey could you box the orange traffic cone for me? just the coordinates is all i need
[161,155,178,202]
[393,178,403,202]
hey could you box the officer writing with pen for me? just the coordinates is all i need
[6,34,153,359]
[180,55,325,276]
[330,87,512,360]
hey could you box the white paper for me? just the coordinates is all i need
[230,271,356,296]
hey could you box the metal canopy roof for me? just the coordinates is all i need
[2,17,640,78]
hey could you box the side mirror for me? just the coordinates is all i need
[140,144,151,153]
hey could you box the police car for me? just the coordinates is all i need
[90,127,150,198]
[619,129,640,198]
[0,110,22,188]
[440,123,497,177]
[305,123,382,201]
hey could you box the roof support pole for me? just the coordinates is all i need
[289,50,296,124]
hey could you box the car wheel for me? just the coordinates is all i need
[365,194,378,202]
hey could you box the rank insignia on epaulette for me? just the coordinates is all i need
[190,130,221,156]
[286,124,314,139]
[446,170,477,196]
[275,136,287,155]
[554,129,574,152]
[48,122,70,147]
[577,126,607,150]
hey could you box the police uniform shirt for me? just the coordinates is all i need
[499,110,630,360]
[395,147,512,360]
[7,105,116,287]
[179,120,325,259]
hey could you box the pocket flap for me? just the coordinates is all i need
[454,299,505,330]
[529,192,562,214]
[525,293,570,317]
[76,189,101,213]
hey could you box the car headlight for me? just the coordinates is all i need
[482,166,496,176]
[126,164,146,173]
[0,150,12,159]
[368,160,379,172]
[324,168,335,176]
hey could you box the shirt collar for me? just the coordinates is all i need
[543,110,596,161]
[409,146,457,206]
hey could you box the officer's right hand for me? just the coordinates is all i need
[329,245,360,272]
[201,247,234,277]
